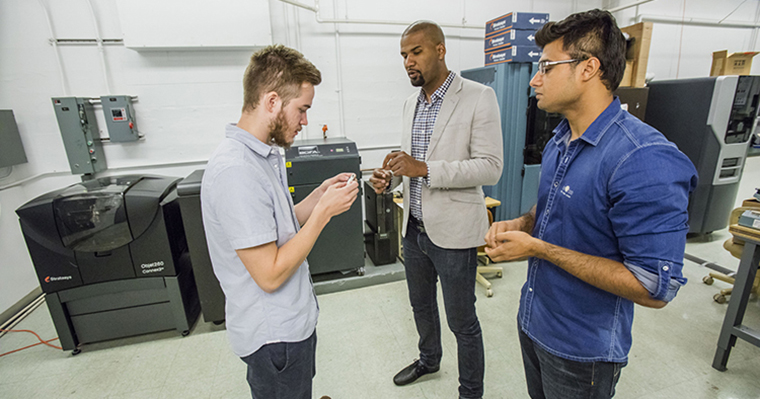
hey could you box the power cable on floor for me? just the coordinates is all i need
[0,328,62,357]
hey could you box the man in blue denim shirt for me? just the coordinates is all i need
[485,10,698,399]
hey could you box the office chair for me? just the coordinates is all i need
[703,199,760,304]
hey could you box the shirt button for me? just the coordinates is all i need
[545,209,549,215]
[529,287,533,292]
[553,181,559,188]
[663,265,669,271]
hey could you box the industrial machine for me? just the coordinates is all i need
[176,169,225,324]
[523,86,649,187]
[363,180,398,265]
[524,96,562,165]
[16,175,199,352]
[616,87,649,122]
[285,138,364,275]
[172,139,363,324]
[462,63,535,221]
[646,76,760,234]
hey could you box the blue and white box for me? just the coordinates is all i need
[485,45,543,65]
[485,28,539,52]
[486,12,549,37]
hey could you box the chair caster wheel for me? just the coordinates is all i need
[182,330,190,337]
[72,348,81,356]
[213,320,225,326]
[357,267,365,276]
[496,271,503,278]
[486,289,493,298]
[703,276,714,285]
[713,293,727,304]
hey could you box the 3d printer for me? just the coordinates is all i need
[16,175,199,352]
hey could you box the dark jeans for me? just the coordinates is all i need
[403,218,484,399]
[519,328,624,399]
[240,330,317,399]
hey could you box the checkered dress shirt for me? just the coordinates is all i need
[409,71,455,221]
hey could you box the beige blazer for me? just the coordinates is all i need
[400,73,503,249]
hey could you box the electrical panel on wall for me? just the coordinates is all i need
[100,96,138,142]
[0,110,28,168]
[116,0,272,50]
[52,97,107,175]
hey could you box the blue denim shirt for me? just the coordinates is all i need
[518,97,698,363]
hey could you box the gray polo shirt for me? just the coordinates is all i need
[201,123,318,358]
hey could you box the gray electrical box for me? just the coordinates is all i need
[100,95,138,142]
[0,110,28,168]
[52,97,107,175]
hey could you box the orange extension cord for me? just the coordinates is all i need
[0,328,62,357]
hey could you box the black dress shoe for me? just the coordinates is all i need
[393,359,440,386]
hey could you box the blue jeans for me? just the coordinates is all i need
[519,328,624,399]
[403,218,484,399]
[240,330,316,399]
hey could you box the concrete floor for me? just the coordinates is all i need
[1,228,760,399]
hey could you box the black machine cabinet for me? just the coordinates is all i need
[524,87,649,166]
[363,180,398,265]
[285,138,364,275]
[16,175,199,351]
[646,76,759,234]
[615,87,649,122]
[176,170,225,324]
[524,96,563,165]
[173,138,364,323]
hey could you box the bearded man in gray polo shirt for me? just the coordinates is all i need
[201,45,358,399]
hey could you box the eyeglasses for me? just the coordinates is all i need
[537,59,581,75]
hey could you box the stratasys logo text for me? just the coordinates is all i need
[45,275,73,283]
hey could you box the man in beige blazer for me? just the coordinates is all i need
[369,21,503,399]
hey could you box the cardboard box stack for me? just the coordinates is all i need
[618,22,653,88]
[484,12,548,66]
[710,50,759,76]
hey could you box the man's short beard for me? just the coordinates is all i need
[410,73,425,87]
[267,110,291,149]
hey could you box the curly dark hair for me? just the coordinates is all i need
[535,9,626,91]
[242,44,322,112]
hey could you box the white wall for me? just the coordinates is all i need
[0,0,758,315]
[610,0,760,79]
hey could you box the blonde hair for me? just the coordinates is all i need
[242,45,321,112]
